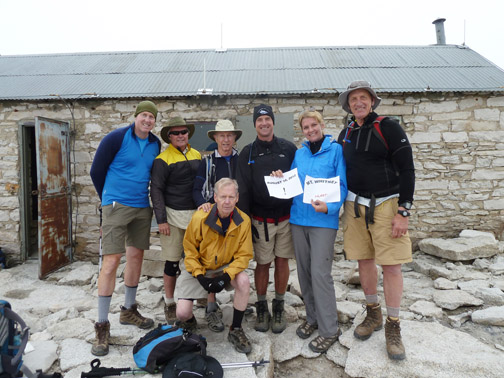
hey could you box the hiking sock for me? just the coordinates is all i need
[124,285,138,309]
[98,295,112,323]
[257,294,267,302]
[206,301,218,313]
[165,297,175,305]
[275,292,285,301]
[365,294,379,305]
[386,306,400,318]
[231,307,245,329]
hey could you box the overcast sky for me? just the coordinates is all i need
[1,0,503,70]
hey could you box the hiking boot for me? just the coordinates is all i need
[271,299,287,334]
[175,316,198,333]
[228,327,252,354]
[164,302,177,324]
[205,307,225,332]
[354,303,383,340]
[254,300,271,332]
[91,321,110,356]
[119,304,154,329]
[308,329,342,354]
[385,317,406,360]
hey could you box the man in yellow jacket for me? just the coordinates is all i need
[176,178,253,354]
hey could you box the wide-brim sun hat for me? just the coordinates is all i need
[338,80,382,113]
[207,119,243,141]
[162,353,223,378]
[161,116,195,144]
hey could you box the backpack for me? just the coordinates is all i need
[0,300,29,378]
[342,116,389,150]
[133,324,207,373]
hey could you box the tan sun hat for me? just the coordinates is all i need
[160,117,195,144]
[338,80,382,113]
[207,120,242,141]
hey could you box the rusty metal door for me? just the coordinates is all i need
[35,117,72,278]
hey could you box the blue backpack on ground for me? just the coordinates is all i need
[0,300,29,378]
[133,324,207,373]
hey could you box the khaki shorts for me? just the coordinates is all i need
[342,199,412,265]
[160,208,195,261]
[102,203,152,255]
[177,261,233,300]
[252,218,295,265]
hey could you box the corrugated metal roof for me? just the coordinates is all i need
[1,45,503,100]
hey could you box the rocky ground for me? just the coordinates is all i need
[1,230,504,378]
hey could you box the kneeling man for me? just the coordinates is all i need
[176,178,253,353]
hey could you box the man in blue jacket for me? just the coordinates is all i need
[90,100,161,356]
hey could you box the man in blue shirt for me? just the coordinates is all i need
[90,101,161,356]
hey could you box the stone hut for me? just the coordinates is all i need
[1,45,503,276]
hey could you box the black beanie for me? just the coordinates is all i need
[253,104,275,126]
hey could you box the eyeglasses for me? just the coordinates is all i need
[168,129,189,136]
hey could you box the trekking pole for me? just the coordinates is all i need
[81,359,146,378]
[221,358,270,369]
[98,206,103,272]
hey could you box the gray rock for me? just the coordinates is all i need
[473,258,491,270]
[475,287,504,305]
[409,300,443,319]
[58,262,96,285]
[471,306,504,326]
[419,235,499,261]
[337,301,364,324]
[341,320,504,378]
[47,318,94,341]
[433,277,458,290]
[457,279,491,295]
[429,266,461,281]
[433,290,484,310]
[23,340,58,374]
[448,311,472,328]
[459,229,496,242]
[489,258,504,274]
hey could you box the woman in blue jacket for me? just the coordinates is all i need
[290,110,347,353]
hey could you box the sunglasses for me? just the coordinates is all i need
[168,129,189,136]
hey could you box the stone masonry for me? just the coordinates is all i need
[0,91,503,261]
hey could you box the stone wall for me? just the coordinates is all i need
[0,92,503,261]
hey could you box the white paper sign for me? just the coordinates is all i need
[264,168,303,199]
[302,175,341,204]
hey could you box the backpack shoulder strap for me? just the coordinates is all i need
[372,116,389,150]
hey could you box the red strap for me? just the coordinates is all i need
[373,116,388,150]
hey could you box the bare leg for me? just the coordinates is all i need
[273,256,290,294]
[382,264,403,308]
[358,259,378,296]
[124,246,144,287]
[255,262,271,296]
[231,272,250,311]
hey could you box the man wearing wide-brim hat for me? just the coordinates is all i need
[337,80,415,360]
[150,116,201,327]
[191,119,242,332]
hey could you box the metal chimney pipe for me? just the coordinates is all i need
[432,18,446,45]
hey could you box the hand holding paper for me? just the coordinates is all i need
[264,168,303,199]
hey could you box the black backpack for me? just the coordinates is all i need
[133,324,207,373]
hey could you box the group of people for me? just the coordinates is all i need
[89,80,415,361]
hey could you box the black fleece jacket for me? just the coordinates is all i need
[337,112,415,204]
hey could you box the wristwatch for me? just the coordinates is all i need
[399,201,412,210]
[398,209,411,217]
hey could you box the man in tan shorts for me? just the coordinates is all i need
[90,101,161,356]
[236,104,297,334]
[150,117,201,324]
[337,81,415,360]
[177,178,253,354]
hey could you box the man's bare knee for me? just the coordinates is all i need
[233,272,250,292]
[176,299,194,321]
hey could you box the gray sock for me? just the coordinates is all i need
[386,306,400,318]
[124,285,138,309]
[365,294,379,305]
[257,294,267,302]
[98,295,112,323]
[275,292,285,301]
[206,301,218,313]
